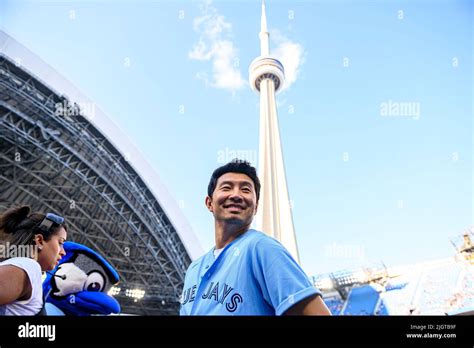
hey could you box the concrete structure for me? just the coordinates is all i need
[248,1,300,263]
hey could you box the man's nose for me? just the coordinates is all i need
[228,190,244,201]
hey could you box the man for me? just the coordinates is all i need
[180,159,331,315]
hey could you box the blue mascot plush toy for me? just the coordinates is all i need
[43,241,121,315]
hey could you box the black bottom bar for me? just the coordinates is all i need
[0,315,473,347]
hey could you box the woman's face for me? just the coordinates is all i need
[37,227,67,272]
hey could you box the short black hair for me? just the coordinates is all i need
[207,159,261,202]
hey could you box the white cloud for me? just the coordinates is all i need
[271,30,306,91]
[189,1,246,93]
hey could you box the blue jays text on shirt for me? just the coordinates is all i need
[180,230,321,315]
[181,281,243,313]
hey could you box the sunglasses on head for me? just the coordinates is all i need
[37,213,65,234]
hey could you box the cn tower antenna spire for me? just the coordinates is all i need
[259,0,270,56]
[261,0,268,32]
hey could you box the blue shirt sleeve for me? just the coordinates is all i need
[251,236,322,315]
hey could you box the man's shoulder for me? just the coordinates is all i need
[241,229,284,252]
[239,229,268,246]
[244,230,295,265]
[243,229,267,240]
[246,229,282,246]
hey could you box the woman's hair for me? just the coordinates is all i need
[0,205,67,248]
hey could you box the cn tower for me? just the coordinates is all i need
[249,0,300,263]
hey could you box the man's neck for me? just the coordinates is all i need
[214,221,250,249]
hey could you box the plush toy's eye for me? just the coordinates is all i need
[84,271,105,292]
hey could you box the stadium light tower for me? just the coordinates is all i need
[249,0,300,263]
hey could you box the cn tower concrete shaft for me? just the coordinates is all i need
[248,0,300,263]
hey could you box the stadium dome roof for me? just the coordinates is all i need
[0,30,203,314]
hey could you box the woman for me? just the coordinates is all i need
[0,205,67,315]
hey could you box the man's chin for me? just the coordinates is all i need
[223,216,245,225]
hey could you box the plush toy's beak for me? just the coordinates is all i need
[48,291,121,316]
[51,263,88,297]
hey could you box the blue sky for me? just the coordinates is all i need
[1,0,472,276]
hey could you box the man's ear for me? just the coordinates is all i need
[205,196,214,213]
[254,201,259,215]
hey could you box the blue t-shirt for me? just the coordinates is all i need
[180,229,321,315]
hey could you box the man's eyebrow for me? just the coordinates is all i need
[218,180,253,187]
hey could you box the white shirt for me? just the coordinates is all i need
[0,257,43,315]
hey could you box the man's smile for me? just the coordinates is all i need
[224,204,245,210]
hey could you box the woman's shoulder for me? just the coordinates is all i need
[0,257,42,283]
[1,257,41,272]
[0,258,43,315]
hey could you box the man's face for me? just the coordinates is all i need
[206,172,258,226]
